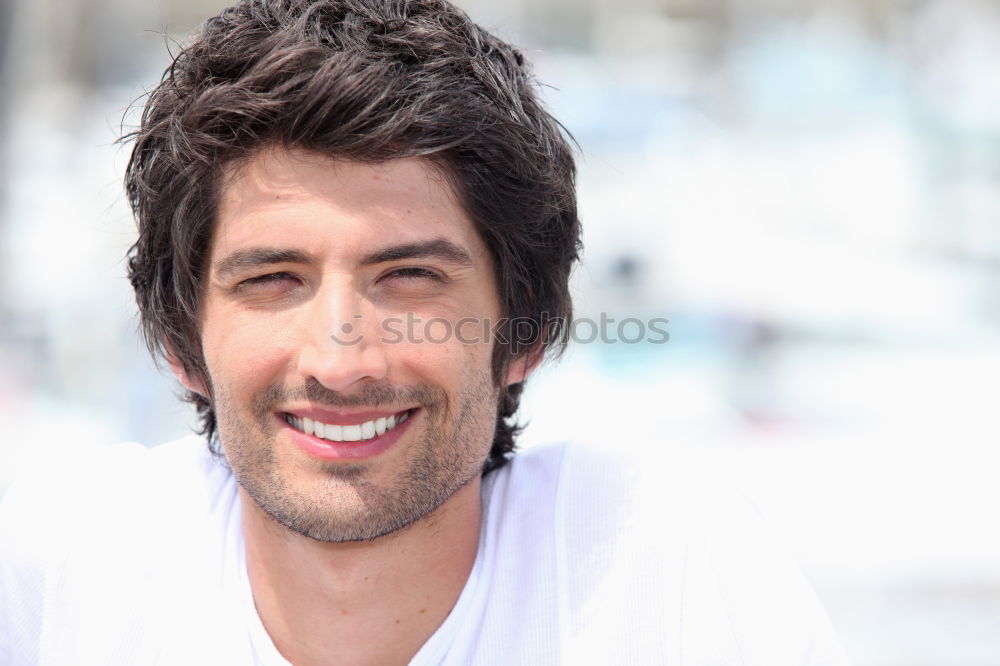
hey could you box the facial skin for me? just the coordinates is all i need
[184,148,518,543]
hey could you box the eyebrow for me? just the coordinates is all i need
[213,248,311,280]
[212,239,475,280]
[358,239,474,268]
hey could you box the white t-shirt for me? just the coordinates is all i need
[0,436,851,665]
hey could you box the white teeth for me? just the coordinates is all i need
[288,410,411,442]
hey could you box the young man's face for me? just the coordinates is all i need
[188,148,518,542]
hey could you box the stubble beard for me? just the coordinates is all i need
[212,370,498,543]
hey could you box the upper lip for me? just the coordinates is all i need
[281,406,413,426]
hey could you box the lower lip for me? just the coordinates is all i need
[280,411,416,461]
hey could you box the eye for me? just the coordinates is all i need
[382,267,444,282]
[236,271,299,290]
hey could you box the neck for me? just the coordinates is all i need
[241,478,483,666]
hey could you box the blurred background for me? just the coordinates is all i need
[1,0,999,663]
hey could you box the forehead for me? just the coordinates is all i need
[212,148,486,258]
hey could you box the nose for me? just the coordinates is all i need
[295,280,388,393]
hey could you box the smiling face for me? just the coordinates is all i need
[188,148,517,543]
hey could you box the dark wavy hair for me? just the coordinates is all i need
[123,0,580,473]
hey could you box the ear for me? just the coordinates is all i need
[503,346,544,387]
[164,343,209,398]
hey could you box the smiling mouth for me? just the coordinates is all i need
[283,409,413,443]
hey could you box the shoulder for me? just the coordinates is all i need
[493,441,851,665]
[498,440,730,535]
[1,434,229,533]
[0,435,236,589]
[0,435,240,664]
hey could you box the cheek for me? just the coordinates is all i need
[201,310,300,385]
[389,319,494,378]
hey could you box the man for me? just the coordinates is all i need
[0,1,851,664]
